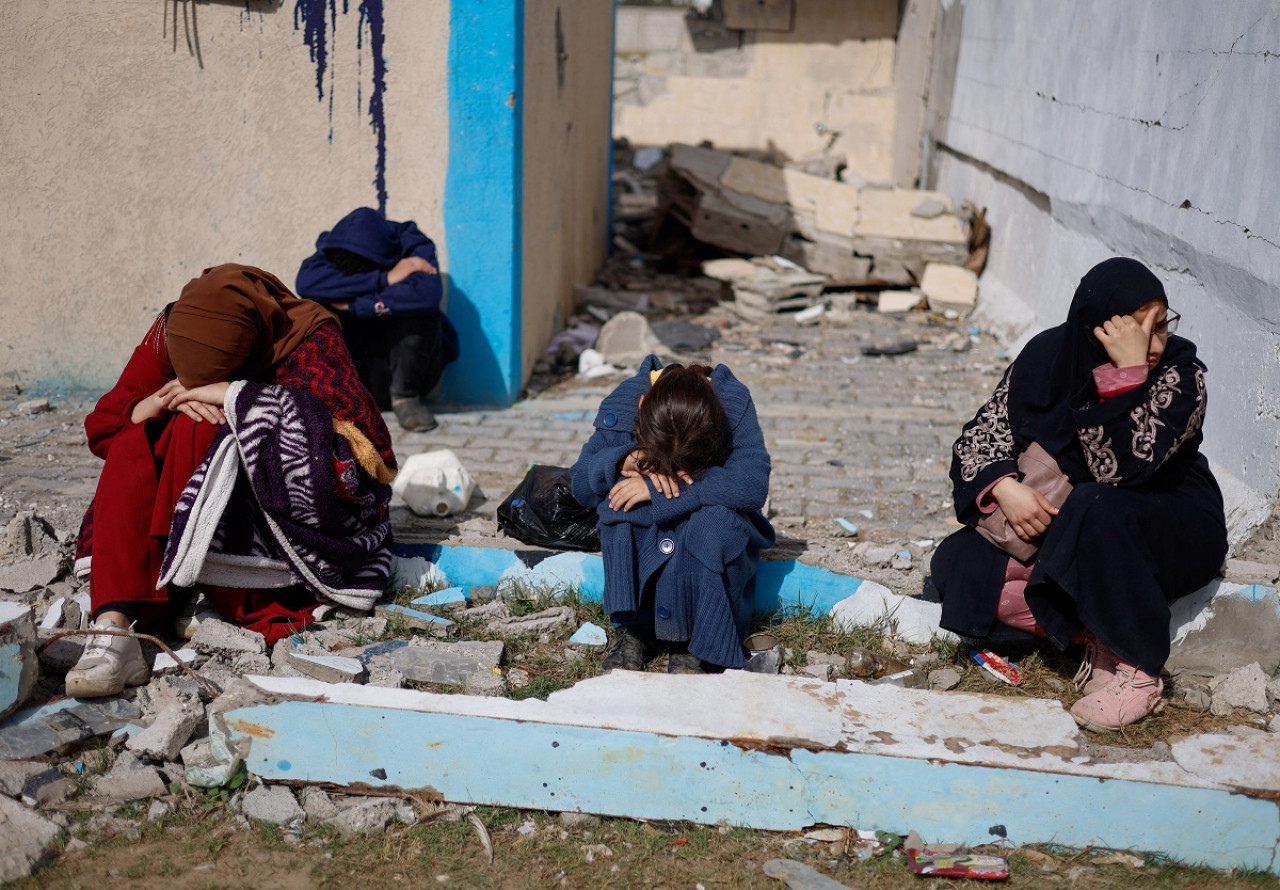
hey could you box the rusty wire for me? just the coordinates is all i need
[38,628,221,699]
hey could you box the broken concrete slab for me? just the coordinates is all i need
[331,797,398,837]
[375,604,457,637]
[302,786,340,821]
[920,263,979,315]
[0,554,62,595]
[1169,583,1280,678]
[875,290,922,314]
[20,766,74,807]
[190,618,267,656]
[0,697,142,760]
[703,256,827,318]
[0,760,49,798]
[287,652,366,685]
[92,754,167,802]
[387,640,504,687]
[242,785,303,826]
[853,189,969,285]
[0,794,60,882]
[0,603,38,721]
[1209,662,1271,716]
[126,704,206,762]
[226,671,1280,873]
[486,606,575,637]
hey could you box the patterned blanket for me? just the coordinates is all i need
[159,381,392,610]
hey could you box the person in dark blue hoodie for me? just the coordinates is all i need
[296,208,459,431]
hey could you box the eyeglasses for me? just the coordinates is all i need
[1156,310,1181,336]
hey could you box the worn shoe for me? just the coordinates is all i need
[600,625,650,672]
[666,652,706,675]
[392,398,438,432]
[65,621,151,698]
[1071,633,1119,696]
[1070,662,1164,732]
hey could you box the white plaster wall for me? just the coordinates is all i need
[0,0,448,391]
[927,1,1280,541]
[614,2,900,182]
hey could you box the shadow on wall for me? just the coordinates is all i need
[683,0,899,49]
[437,274,509,407]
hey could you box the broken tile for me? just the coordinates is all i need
[375,604,458,637]
[568,623,607,647]
[410,587,470,611]
[0,602,38,721]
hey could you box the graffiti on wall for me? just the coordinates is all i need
[293,0,388,213]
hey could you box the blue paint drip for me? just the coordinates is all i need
[293,0,388,212]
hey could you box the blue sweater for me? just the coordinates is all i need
[296,207,445,321]
[570,355,775,667]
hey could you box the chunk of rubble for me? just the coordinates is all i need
[0,603,38,720]
[20,767,74,807]
[1209,662,1271,716]
[126,704,206,762]
[375,604,457,637]
[0,795,60,882]
[486,605,575,636]
[0,697,142,760]
[703,256,826,318]
[191,618,267,656]
[920,263,979,316]
[595,310,671,369]
[152,647,199,675]
[568,622,607,647]
[287,652,366,685]
[242,785,304,826]
[0,760,48,798]
[410,586,470,612]
[387,640,504,687]
[92,754,167,802]
[331,797,399,837]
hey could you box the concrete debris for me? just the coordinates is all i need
[20,766,74,807]
[375,604,458,637]
[875,290,923,314]
[1222,559,1280,585]
[920,263,979,316]
[568,622,607,647]
[287,652,366,684]
[763,857,858,890]
[664,144,970,285]
[800,663,832,681]
[0,512,59,562]
[191,618,268,656]
[929,667,963,691]
[1209,662,1271,716]
[332,797,398,837]
[486,605,576,636]
[92,754,167,802]
[147,799,171,821]
[0,760,48,798]
[463,670,508,697]
[0,698,141,760]
[387,640,504,687]
[242,785,304,826]
[126,704,206,762]
[1176,688,1212,712]
[302,786,340,821]
[595,311,671,370]
[702,256,826,318]
[0,603,38,720]
[14,399,53,415]
[0,554,64,594]
[0,794,60,882]
[650,319,720,352]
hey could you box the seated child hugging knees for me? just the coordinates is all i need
[570,356,775,674]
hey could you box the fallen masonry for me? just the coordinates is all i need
[223,670,1280,873]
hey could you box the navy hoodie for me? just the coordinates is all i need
[296,208,445,321]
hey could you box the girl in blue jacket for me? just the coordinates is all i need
[571,356,774,673]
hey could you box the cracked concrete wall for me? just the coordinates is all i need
[925,1,1280,542]
[0,1,449,392]
[614,2,904,183]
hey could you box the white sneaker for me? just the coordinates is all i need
[65,620,151,698]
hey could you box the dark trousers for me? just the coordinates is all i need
[336,312,451,410]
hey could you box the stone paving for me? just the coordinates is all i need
[0,296,1005,596]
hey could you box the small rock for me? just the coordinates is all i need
[929,667,962,691]
[0,796,61,882]
[302,787,340,821]
[151,648,199,676]
[1176,688,1212,712]
[568,622,607,647]
[92,755,167,802]
[330,798,398,837]
[800,663,833,681]
[242,786,304,826]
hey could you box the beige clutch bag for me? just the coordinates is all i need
[974,442,1073,562]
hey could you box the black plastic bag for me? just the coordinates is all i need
[496,465,600,551]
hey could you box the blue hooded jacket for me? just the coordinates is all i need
[296,208,447,322]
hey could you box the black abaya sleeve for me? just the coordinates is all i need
[949,364,1020,524]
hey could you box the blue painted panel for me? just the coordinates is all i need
[394,544,869,618]
[441,4,525,406]
[0,643,23,716]
[227,701,1280,872]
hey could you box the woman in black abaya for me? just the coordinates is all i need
[930,257,1227,731]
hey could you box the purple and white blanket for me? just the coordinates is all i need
[159,381,392,611]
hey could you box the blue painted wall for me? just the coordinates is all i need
[439,4,525,406]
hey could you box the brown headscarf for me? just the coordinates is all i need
[166,264,337,387]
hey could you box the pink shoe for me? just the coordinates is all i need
[1071,633,1118,696]
[1070,662,1164,732]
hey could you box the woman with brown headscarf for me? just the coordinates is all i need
[68,264,397,697]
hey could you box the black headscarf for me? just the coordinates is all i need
[1010,257,1170,476]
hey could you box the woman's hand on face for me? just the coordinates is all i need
[1094,311,1156,369]
[609,475,652,512]
[991,477,1059,541]
[164,381,230,425]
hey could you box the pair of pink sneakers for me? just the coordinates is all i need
[1070,635,1164,732]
